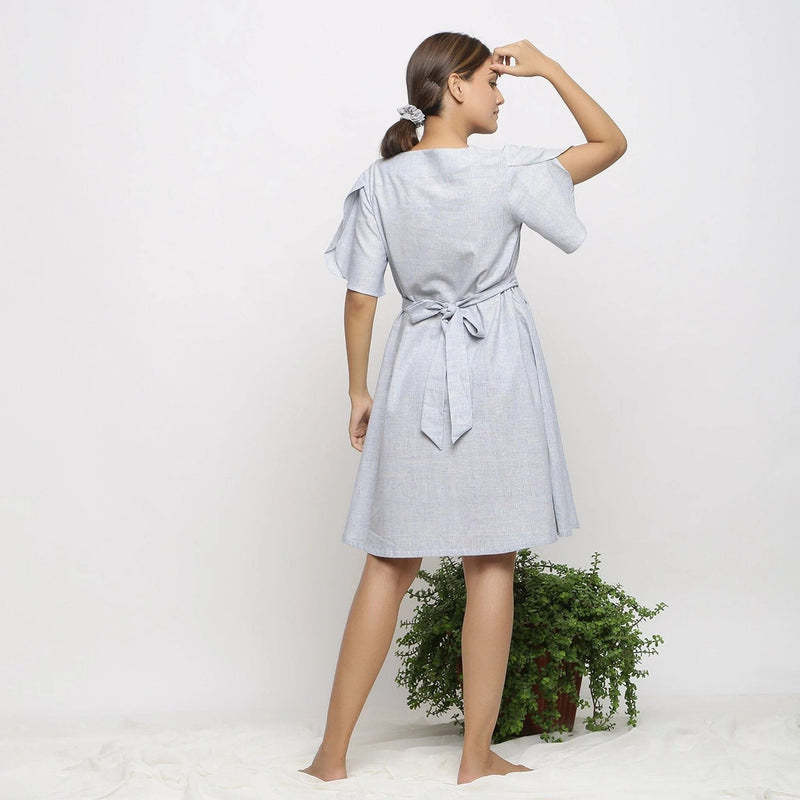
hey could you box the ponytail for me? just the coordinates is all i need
[380,117,420,159]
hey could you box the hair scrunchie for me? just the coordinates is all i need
[397,104,425,126]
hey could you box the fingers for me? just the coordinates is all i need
[492,39,546,77]
[349,396,372,451]
[492,42,522,74]
[349,423,367,451]
[491,55,513,74]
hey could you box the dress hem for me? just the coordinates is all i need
[342,526,577,558]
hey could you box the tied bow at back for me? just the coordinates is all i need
[402,273,520,450]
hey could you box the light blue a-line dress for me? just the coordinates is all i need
[324,144,587,558]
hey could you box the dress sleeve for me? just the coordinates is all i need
[324,169,389,297]
[504,144,587,254]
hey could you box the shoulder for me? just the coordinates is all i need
[342,161,380,207]
[503,144,571,167]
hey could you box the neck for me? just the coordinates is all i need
[414,114,470,149]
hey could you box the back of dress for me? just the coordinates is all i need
[324,143,588,559]
[326,144,586,301]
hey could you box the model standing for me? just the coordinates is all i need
[302,32,626,785]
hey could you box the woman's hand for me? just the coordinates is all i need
[491,39,557,79]
[348,392,373,452]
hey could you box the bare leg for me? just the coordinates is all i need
[457,551,533,784]
[300,553,422,781]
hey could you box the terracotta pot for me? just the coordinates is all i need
[456,652,583,735]
[520,652,583,735]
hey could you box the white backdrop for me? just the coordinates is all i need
[1,0,798,724]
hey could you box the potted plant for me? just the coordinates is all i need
[395,549,667,743]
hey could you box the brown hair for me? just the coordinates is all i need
[379,32,491,159]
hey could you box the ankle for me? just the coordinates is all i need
[460,744,492,764]
[316,741,347,765]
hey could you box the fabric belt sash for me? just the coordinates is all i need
[401,272,520,450]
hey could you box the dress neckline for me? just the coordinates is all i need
[404,146,472,153]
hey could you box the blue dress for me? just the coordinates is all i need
[325,144,587,557]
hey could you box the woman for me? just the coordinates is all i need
[302,32,626,785]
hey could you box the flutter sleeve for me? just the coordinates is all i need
[324,168,389,297]
[504,144,587,254]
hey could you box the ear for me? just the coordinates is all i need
[445,72,464,104]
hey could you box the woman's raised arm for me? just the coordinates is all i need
[492,39,627,185]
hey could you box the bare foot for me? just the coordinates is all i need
[457,750,533,784]
[298,749,347,782]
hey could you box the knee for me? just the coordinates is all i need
[462,551,517,583]
[365,554,422,596]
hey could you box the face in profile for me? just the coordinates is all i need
[460,57,505,135]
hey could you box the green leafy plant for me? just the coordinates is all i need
[395,549,667,743]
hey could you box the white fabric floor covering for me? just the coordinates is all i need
[0,694,798,799]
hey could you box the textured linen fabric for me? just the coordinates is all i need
[325,143,587,558]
